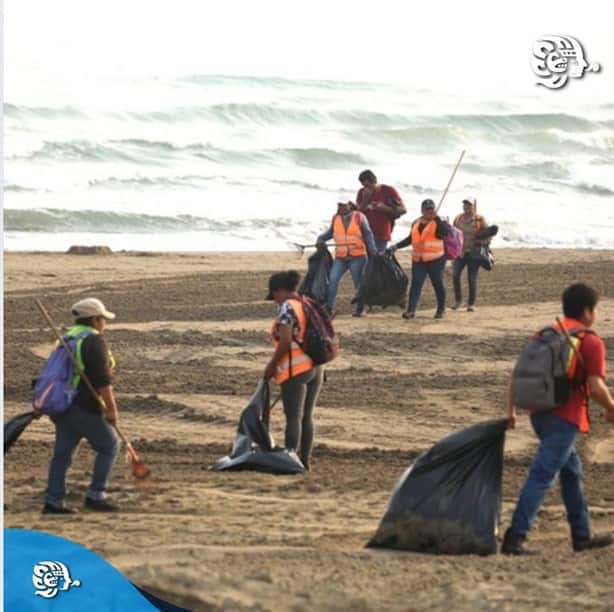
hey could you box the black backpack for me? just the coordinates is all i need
[382,185,405,230]
[297,296,339,366]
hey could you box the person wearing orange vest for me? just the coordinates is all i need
[264,270,324,470]
[316,200,377,317]
[502,283,614,555]
[389,198,450,319]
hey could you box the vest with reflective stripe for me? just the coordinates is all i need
[270,298,314,384]
[411,219,444,263]
[66,325,116,389]
[333,212,367,259]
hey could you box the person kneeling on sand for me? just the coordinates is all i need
[389,198,450,319]
[40,298,120,514]
[264,271,324,470]
[503,283,614,554]
[317,200,377,317]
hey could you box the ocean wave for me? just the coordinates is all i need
[4,103,85,120]
[12,138,365,169]
[12,140,153,164]
[463,160,570,180]
[3,184,40,193]
[572,182,614,197]
[3,208,307,234]
[177,73,379,92]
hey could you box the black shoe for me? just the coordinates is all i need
[43,503,76,515]
[573,533,613,552]
[352,305,365,317]
[434,309,445,319]
[501,528,534,555]
[402,311,415,320]
[84,497,119,512]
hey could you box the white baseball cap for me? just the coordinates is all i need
[71,298,116,320]
[462,197,477,206]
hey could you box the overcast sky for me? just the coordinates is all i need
[4,0,614,100]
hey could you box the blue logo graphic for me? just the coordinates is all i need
[4,529,188,611]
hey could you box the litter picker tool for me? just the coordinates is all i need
[34,298,151,479]
[435,150,466,215]
[293,241,352,257]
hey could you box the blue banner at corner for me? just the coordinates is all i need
[3,529,189,611]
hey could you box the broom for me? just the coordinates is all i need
[34,299,151,479]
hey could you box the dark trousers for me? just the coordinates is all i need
[281,366,324,466]
[452,254,481,306]
[407,257,446,313]
[46,405,119,506]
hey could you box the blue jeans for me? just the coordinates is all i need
[46,404,119,506]
[326,255,367,310]
[374,239,388,254]
[407,257,446,313]
[511,412,590,539]
[453,254,481,306]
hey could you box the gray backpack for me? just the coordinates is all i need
[512,326,590,412]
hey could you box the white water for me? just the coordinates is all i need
[4,74,614,251]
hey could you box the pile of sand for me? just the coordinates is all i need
[67,245,113,255]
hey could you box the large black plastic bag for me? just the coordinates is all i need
[209,380,305,474]
[352,253,408,307]
[4,411,35,454]
[368,419,507,555]
[299,246,333,304]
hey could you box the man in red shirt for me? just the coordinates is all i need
[356,170,406,253]
[503,283,614,554]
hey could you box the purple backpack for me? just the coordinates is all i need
[32,330,92,416]
[444,225,464,260]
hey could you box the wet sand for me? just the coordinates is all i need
[4,248,614,611]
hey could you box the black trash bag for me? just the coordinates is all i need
[4,411,35,454]
[209,380,305,474]
[299,246,333,304]
[469,245,495,271]
[367,419,507,555]
[352,252,408,307]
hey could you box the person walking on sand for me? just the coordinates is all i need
[264,271,324,470]
[356,169,406,253]
[502,283,614,555]
[389,199,450,319]
[317,200,377,317]
[39,298,120,514]
[452,197,488,312]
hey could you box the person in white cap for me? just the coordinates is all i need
[452,197,488,312]
[42,298,120,514]
[316,200,377,317]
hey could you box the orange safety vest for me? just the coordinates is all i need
[333,212,367,259]
[270,298,314,385]
[411,219,444,263]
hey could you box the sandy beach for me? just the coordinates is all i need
[4,248,614,611]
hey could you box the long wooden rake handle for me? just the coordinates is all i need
[435,150,466,215]
[34,298,139,460]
